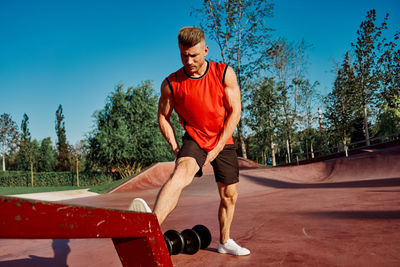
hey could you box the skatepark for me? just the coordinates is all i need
[1,144,400,266]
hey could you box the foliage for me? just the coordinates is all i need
[374,107,400,136]
[267,38,313,161]
[246,77,280,165]
[15,113,31,171]
[351,9,390,144]
[37,137,57,172]
[55,104,71,171]
[0,170,115,187]
[0,113,19,171]
[87,82,179,177]
[377,31,400,109]
[324,9,399,148]
[324,52,358,145]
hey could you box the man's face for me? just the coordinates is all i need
[179,41,209,76]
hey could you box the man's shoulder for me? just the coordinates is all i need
[166,67,184,82]
[209,61,226,67]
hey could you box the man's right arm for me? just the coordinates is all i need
[158,79,180,156]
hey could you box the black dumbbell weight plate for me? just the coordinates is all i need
[164,229,184,255]
[164,235,172,255]
[181,229,201,255]
[192,224,212,249]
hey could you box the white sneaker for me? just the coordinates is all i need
[218,239,250,256]
[128,198,152,213]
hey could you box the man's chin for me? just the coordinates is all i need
[185,67,197,75]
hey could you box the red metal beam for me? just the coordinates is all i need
[0,196,172,267]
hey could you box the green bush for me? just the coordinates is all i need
[0,171,115,187]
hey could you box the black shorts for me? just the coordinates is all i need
[177,133,239,185]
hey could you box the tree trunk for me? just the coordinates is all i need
[237,120,247,158]
[262,147,267,165]
[76,159,80,187]
[270,135,276,166]
[282,95,293,161]
[30,161,34,187]
[268,114,276,166]
[363,104,370,145]
[2,153,5,171]
[305,139,309,159]
[286,139,291,163]
[311,142,314,158]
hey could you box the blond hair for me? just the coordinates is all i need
[178,27,205,47]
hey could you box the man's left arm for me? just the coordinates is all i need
[203,66,241,166]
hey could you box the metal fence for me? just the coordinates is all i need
[285,132,400,166]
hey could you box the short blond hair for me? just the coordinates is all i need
[178,27,205,47]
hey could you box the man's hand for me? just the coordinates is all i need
[173,147,180,157]
[203,145,223,166]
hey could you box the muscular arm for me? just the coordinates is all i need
[158,79,180,156]
[204,66,241,166]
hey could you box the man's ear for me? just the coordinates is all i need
[204,45,209,57]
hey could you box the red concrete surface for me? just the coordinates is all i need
[1,147,399,266]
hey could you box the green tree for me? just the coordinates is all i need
[297,127,324,160]
[267,38,310,162]
[15,113,31,171]
[351,9,389,145]
[377,31,400,109]
[87,82,180,178]
[0,113,19,171]
[55,104,71,171]
[193,0,274,158]
[246,77,280,165]
[37,137,56,172]
[14,113,39,185]
[324,52,358,146]
[28,139,40,186]
[295,79,320,158]
[374,107,400,137]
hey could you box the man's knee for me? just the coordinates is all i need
[219,183,238,206]
[168,157,199,188]
[222,192,238,206]
[168,171,194,189]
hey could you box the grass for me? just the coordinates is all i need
[0,176,131,196]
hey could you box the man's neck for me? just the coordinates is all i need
[187,61,208,78]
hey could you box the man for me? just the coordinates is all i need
[131,26,250,256]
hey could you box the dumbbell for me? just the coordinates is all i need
[181,224,212,255]
[163,224,212,255]
[164,229,184,255]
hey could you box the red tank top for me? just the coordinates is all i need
[167,61,234,152]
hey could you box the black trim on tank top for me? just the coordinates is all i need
[222,64,229,85]
[182,61,210,80]
[166,78,174,95]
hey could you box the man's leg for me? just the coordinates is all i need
[153,157,199,225]
[217,182,238,243]
[217,182,250,255]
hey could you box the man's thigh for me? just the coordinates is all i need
[177,133,207,177]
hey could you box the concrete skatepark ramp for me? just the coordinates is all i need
[1,145,399,266]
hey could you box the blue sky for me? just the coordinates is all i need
[1,0,399,145]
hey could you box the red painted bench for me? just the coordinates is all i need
[0,196,172,267]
